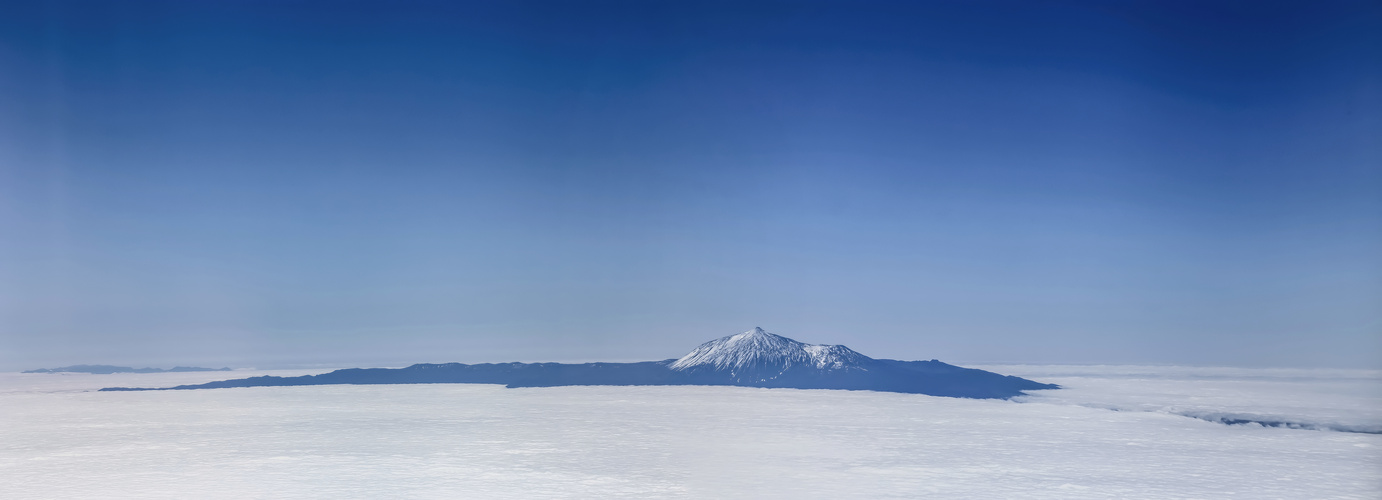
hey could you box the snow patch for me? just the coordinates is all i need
[669,327,869,372]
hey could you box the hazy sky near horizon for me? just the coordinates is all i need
[2,0,1379,370]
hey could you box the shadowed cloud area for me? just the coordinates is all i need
[24,365,230,374]
[1,1,1379,370]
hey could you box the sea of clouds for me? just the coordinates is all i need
[978,364,1382,434]
[2,366,1378,498]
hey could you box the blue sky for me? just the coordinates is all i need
[1,0,1379,370]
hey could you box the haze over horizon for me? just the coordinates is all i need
[2,1,1379,371]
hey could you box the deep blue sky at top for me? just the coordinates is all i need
[1,1,1379,369]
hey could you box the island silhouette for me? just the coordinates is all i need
[99,328,1057,399]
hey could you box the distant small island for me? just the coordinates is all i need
[25,365,232,374]
[99,328,1057,399]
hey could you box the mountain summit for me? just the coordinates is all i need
[670,327,870,382]
[101,327,1058,399]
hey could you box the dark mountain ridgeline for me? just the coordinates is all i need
[98,328,1057,399]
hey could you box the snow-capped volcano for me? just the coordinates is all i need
[104,326,1060,399]
[670,327,870,372]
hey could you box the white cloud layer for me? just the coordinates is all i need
[2,367,1379,498]
[978,364,1382,434]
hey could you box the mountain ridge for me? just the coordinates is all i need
[669,327,870,372]
[99,328,1058,399]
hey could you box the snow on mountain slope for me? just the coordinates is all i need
[669,327,870,372]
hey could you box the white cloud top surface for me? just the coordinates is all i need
[1,366,1378,498]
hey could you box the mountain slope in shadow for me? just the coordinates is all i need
[100,328,1057,399]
